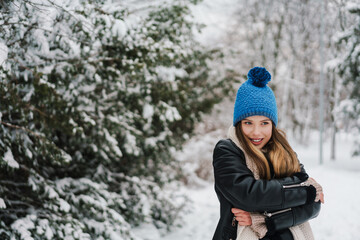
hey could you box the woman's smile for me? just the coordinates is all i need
[249,138,264,145]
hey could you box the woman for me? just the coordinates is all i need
[212,67,324,240]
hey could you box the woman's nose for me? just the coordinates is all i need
[251,125,261,135]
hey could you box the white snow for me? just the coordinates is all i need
[346,2,360,12]
[36,219,54,239]
[112,19,127,39]
[155,66,187,82]
[81,112,96,126]
[3,148,19,169]
[124,131,141,156]
[45,185,59,199]
[11,215,36,240]
[0,41,8,65]
[60,149,72,163]
[58,198,71,213]
[0,198,6,209]
[159,101,182,122]
[143,103,154,119]
[104,129,123,158]
[23,87,34,101]
[294,132,360,240]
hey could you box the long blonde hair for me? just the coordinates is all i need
[235,123,300,180]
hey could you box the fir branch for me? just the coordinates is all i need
[3,200,33,209]
[0,180,29,187]
[6,21,38,48]
[46,0,94,33]
[25,103,48,118]
[0,121,44,139]
[5,21,93,46]
[0,208,30,215]
[2,75,49,118]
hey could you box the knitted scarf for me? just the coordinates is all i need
[227,126,315,240]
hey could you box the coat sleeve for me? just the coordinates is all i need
[265,202,321,235]
[264,162,321,234]
[213,139,316,212]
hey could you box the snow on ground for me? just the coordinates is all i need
[295,131,360,240]
[134,129,360,240]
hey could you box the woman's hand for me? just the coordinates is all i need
[231,208,252,226]
[307,177,325,204]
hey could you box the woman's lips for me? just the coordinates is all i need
[250,138,263,145]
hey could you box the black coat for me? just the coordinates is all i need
[212,139,320,240]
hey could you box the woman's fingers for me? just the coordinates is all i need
[231,208,245,213]
[231,208,249,214]
[235,216,251,222]
[236,216,252,226]
[319,192,325,204]
[231,208,252,226]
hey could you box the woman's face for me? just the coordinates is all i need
[241,115,273,150]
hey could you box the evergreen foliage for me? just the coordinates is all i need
[0,0,230,239]
[336,3,360,156]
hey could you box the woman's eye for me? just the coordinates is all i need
[244,121,252,125]
[262,122,270,125]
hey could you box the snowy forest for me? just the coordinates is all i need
[0,0,359,239]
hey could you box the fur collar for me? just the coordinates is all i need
[227,125,260,180]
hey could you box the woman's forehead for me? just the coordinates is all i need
[243,116,271,121]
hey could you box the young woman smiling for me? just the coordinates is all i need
[212,67,324,240]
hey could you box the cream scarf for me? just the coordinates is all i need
[227,126,315,240]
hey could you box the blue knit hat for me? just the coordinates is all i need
[233,67,278,126]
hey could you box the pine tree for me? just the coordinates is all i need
[0,0,231,239]
[336,2,360,156]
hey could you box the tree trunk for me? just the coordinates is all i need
[330,123,336,160]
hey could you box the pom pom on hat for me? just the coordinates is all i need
[233,67,278,126]
[247,67,271,87]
